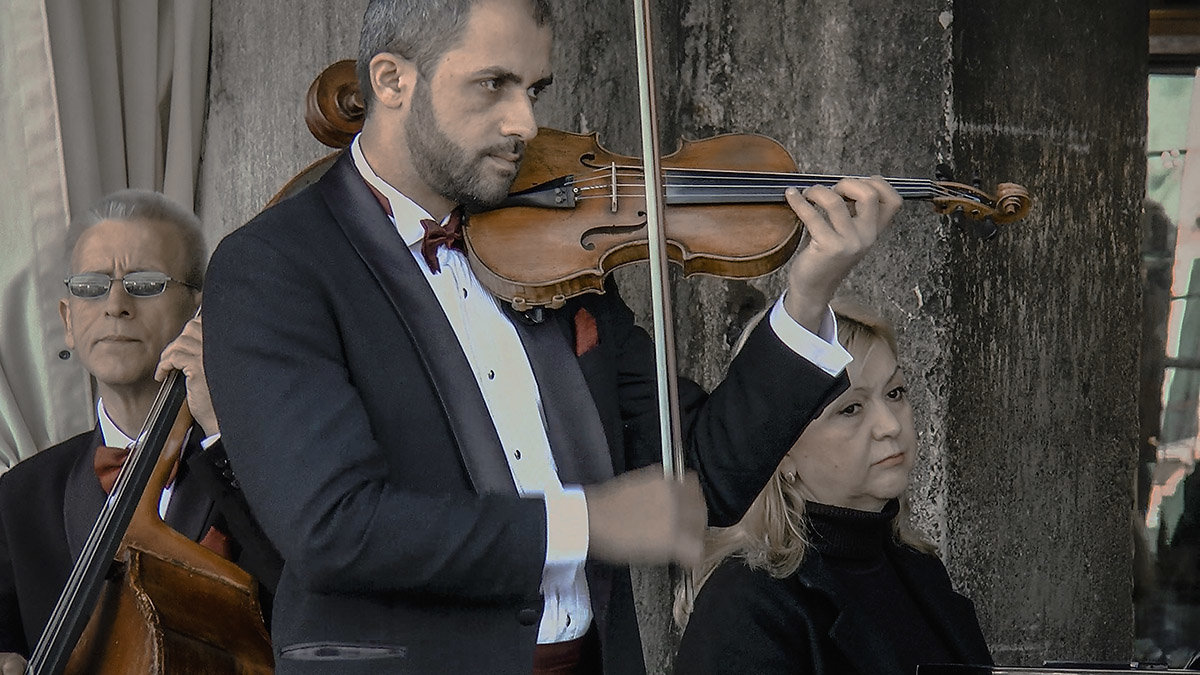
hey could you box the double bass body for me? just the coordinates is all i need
[43,407,273,675]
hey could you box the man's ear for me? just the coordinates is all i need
[59,298,75,350]
[369,52,419,110]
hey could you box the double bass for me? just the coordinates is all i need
[24,368,273,674]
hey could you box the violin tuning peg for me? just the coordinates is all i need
[935,163,955,182]
[948,205,967,232]
[970,217,999,241]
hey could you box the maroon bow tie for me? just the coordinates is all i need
[93,443,231,558]
[419,208,465,274]
[362,180,466,275]
[94,444,179,494]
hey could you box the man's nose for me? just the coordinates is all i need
[501,91,538,142]
[102,282,134,317]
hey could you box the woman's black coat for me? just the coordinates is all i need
[675,541,992,674]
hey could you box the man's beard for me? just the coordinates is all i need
[405,81,523,211]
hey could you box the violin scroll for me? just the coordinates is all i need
[993,183,1033,222]
[929,180,1032,228]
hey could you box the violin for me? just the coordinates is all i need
[466,127,1031,310]
[297,60,1032,314]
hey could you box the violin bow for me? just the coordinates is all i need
[631,0,685,482]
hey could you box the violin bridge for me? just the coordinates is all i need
[610,162,618,213]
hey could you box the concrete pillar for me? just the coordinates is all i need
[201,0,1146,670]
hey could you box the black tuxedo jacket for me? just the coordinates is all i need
[203,152,847,674]
[0,425,259,656]
[676,544,993,674]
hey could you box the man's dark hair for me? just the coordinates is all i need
[66,189,207,289]
[356,0,553,114]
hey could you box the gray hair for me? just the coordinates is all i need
[356,0,553,114]
[67,189,207,289]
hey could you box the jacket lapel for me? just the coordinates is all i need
[506,307,614,486]
[63,427,106,562]
[164,426,218,541]
[318,153,515,496]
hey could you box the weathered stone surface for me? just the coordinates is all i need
[942,1,1145,664]
[199,0,366,239]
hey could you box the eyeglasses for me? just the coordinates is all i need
[63,272,199,299]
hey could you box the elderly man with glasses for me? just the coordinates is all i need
[0,190,280,674]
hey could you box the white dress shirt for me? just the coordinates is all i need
[349,134,851,643]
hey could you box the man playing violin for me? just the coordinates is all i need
[201,0,902,673]
[0,190,279,674]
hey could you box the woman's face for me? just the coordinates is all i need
[782,335,916,512]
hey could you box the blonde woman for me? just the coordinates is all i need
[675,304,991,674]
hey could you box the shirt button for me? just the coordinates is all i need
[514,449,522,460]
[487,370,495,380]
[565,613,572,627]
[462,288,468,298]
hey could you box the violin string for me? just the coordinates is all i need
[566,173,942,195]
[30,443,135,665]
[573,187,940,201]
[573,180,940,196]
[569,173,938,190]
[565,173,974,203]
[570,182,942,199]
[568,165,940,188]
[559,166,983,206]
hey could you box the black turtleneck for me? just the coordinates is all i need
[806,499,954,674]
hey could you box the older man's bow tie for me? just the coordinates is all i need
[94,444,179,493]
[419,207,465,274]
[92,443,232,558]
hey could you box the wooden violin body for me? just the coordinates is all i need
[467,128,806,310]
[65,424,273,674]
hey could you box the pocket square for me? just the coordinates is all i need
[574,308,599,356]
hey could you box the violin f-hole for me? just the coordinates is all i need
[580,216,647,251]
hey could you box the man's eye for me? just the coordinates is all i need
[887,386,907,400]
[481,79,501,92]
[527,85,545,102]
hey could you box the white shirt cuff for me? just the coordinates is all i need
[200,432,222,449]
[768,294,852,377]
[543,485,589,566]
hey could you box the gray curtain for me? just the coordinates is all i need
[0,0,211,470]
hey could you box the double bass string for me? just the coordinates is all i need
[27,370,187,675]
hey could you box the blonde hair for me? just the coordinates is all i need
[673,301,935,627]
